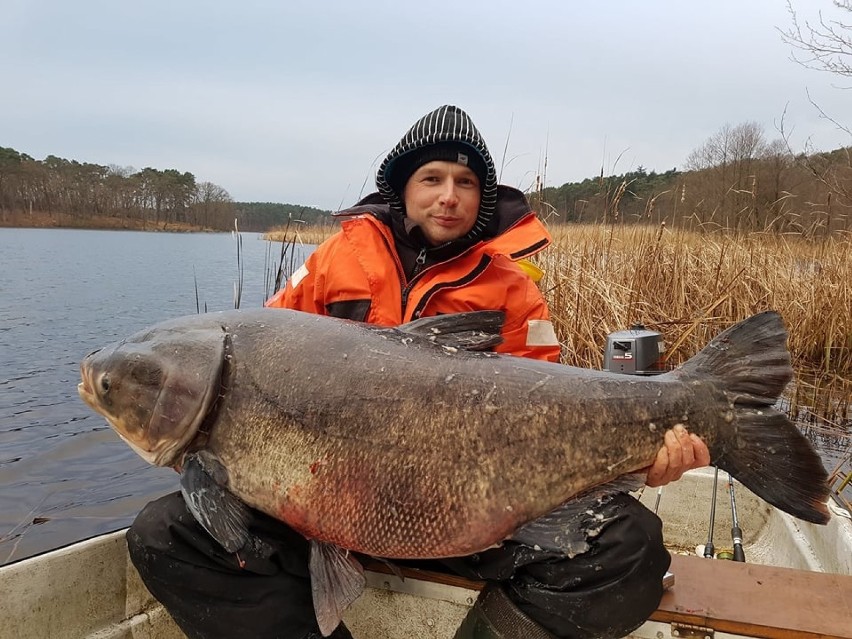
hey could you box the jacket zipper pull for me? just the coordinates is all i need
[402,248,428,316]
[413,248,427,275]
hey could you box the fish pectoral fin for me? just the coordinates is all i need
[396,311,505,351]
[309,540,366,637]
[510,504,590,558]
[179,452,250,553]
[511,476,645,557]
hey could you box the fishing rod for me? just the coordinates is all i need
[703,466,719,558]
[728,472,746,562]
[653,487,663,514]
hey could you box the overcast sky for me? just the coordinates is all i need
[4,0,850,210]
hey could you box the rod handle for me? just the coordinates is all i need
[731,526,745,562]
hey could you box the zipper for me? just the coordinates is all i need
[413,247,428,275]
[360,216,522,321]
[401,247,496,320]
[374,229,410,313]
[409,254,492,320]
[401,247,427,315]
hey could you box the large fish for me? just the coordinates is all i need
[78,309,830,635]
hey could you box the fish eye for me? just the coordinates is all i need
[100,375,111,393]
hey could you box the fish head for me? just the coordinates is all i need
[78,325,227,467]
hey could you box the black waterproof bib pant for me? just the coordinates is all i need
[127,491,669,639]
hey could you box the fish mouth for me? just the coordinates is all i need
[77,381,94,407]
[77,365,100,412]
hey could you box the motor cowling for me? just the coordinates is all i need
[604,324,667,375]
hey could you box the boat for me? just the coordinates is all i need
[1,467,850,639]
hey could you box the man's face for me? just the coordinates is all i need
[403,161,481,245]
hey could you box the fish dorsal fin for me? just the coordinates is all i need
[396,310,505,351]
[309,540,366,636]
[180,451,250,553]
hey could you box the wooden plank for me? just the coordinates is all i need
[366,556,852,638]
[650,554,852,639]
[362,560,485,593]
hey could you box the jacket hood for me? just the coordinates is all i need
[375,105,498,242]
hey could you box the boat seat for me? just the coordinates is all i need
[651,553,852,639]
[365,555,852,639]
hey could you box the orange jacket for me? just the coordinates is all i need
[266,207,560,362]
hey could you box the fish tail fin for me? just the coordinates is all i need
[676,311,830,524]
[676,311,792,404]
[715,407,829,524]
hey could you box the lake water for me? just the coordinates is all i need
[0,228,310,565]
[0,228,848,566]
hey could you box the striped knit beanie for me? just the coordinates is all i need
[376,105,498,241]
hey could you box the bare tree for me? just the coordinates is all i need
[685,122,768,230]
[193,181,234,229]
[781,1,852,79]
[686,122,767,171]
[780,2,852,231]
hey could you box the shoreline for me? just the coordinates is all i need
[0,210,221,233]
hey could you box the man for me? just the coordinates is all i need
[265,106,560,362]
[128,105,709,639]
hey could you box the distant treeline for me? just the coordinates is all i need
[3,120,851,235]
[533,123,852,235]
[233,202,332,231]
[0,146,332,232]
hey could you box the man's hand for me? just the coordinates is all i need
[645,424,711,487]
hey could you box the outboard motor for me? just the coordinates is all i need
[604,324,667,375]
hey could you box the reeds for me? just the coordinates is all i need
[536,223,851,426]
[265,223,339,246]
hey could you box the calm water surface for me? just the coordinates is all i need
[0,228,308,564]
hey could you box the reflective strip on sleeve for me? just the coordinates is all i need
[526,319,559,347]
[290,263,309,289]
